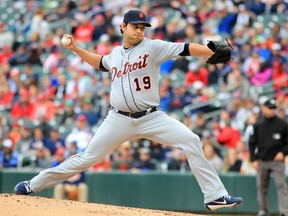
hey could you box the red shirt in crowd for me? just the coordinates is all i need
[0,91,14,110]
[185,67,208,87]
[217,126,241,148]
[10,101,35,120]
[74,21,94,43]
[10,89,35,120]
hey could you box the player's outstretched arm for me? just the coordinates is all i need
[61,34,102,69]
[188,43,214,57]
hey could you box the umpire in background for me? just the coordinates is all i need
[249,98,288,216]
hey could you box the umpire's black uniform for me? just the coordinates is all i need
[249,98,288,216]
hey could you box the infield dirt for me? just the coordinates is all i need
[1,193,208,216]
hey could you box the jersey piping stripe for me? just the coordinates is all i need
[121,75,132,112]
[119,49,132,111]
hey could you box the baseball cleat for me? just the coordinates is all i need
[13,181,33,195]
[205,195,243,211]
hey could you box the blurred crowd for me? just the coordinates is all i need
[0,0,288,176]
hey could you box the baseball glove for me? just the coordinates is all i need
[206,39,233,64]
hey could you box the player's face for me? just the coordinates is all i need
[123,23,146,47]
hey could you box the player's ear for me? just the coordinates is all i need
[120,22,127,32]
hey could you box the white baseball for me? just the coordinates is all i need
[61,37,71,46]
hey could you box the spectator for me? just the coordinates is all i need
[8,121,22,146]
[171,56,189,74]
[0,139,18,169]
[0,45,14,64]
[32,94,57,121]
[226,67,250,99]
[43,46,68,73]
[193,112,209,139]
[203,143,224,174]
[234,4,253,30]
[98,90,110,121]
[11,14,31,41]
[69,55,96,76]
[26,32,43,65]
[92,155,111,172]
[0,80,14,111]
[111,142,133,171]
[34,147,52,168]
[54,171,88,201]
[51,147,66,167]
[78,97,99,126]
[248,0,266,15]
[250,61,272,87]
[65,70,81,100]
[216,5,237,36]
[0,22,14,49]
[243,49,265,82]
[14,123,33,155]
[168,84,193,112]
[167,148,190,173]
[86,73,103,100]
[237,140,255,175]
[207,64,219,86]
[36,114,52,138]
[95,34,113,56]
[30,7,50,40]
[58,99,76,126]
[8,44,29,66]
[226,140,252,173]
[185,66,208,87]
[53,149,88,202]
[215,110,241,149]
[65,114,93,152]
[10,89,35,120]
[53,73,68,103]
[40,75,57,100]
[148,140,167,162]
[92,14,108,42]
[232,98,256,132]
[190,81,209,113]
[224,146,239,172]
[129,148,156,172]
[45,128,65,156]
[242,107,260,144]
[30,127,47,152]
[69,0,93,34]
[22,64,40,87]
[74,15,94,43]
[271,61,288,92]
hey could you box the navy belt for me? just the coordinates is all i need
[111,106,159,119]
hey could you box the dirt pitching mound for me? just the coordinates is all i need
[1,193,207,216]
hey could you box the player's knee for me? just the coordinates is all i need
[81,152,105,168]
[180,133,202,150]
[188,133,201,146]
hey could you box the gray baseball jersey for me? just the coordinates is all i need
[29,38,228,204]
[101,38,184,112]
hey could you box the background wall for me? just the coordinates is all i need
[1,170,287,215]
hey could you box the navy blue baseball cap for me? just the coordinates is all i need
[123,10,151,27]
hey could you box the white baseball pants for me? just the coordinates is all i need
[30,110,228,203]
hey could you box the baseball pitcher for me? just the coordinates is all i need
[14,9,242,211]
